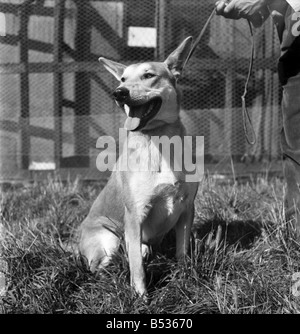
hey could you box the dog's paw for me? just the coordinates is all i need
[132,281,148,302]
[79,226,120,273]
[89,254,112,273]
[141,243,150,259]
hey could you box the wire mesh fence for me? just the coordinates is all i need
[0,0,282,181]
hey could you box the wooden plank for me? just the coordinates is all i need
[62,98,76,109]
[0,3,71,17]
[0,119,71,142]
[0,3,21,13]
[0,162,283,183]
[73,0,125,55]
[0,119,103,148]
[0,58,278,74]
[27,39,53,54]
[63,42,99,61]
[53,0,65,169]
[0,35,19,46]
[27,168,110,183]
[89,71,112,97]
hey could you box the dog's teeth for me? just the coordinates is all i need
[124,104,130,116]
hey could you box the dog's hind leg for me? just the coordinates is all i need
[79,216,121,272]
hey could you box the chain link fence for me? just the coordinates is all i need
[0,0,282,181]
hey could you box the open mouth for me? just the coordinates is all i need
[121,97,162,131]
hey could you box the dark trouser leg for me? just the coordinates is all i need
[281,73,300,236]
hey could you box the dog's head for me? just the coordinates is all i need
[99,36,193,132]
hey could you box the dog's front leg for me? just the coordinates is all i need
[175,205,195,260]
[124,207,147,297]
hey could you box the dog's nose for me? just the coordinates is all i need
[113,87,129,102]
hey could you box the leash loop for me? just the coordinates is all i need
[185,7,256,146]
[241,20,256,145]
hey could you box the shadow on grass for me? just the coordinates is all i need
[194,218,262,250]
[145,218,262,294]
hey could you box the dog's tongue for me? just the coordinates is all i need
[124,104,143,131]
[124,116,141,131]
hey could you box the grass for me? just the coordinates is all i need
[1,173,300,314]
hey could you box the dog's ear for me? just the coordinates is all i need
[99,57,127,81]
[164,36,193,80]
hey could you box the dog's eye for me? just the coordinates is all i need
[120,77,125,82]
[143,73,155,80]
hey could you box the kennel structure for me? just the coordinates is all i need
[0,0,282,181]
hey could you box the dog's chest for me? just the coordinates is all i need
[128,170,188,236]
[125,133,183,174]
[125,143,187,218]
[125,135,182,186]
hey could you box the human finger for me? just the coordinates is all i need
[223,1,240,19]
[215,1,228,16]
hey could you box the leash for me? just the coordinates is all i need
[184,7,217,67]
[185,7,256,145]
[241,20,256,145]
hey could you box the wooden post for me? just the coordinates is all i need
[73,0,91,167]
[155,0,168,60]
[19,1,33,170]
[53,0,65,170]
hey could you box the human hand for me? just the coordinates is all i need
[215,0,270,27]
